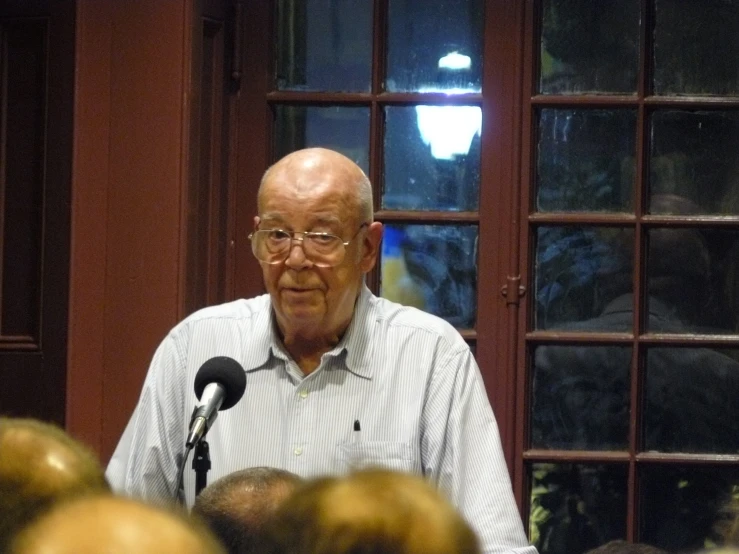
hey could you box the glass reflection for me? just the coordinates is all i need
[380,224,477,328]
[640,465,739,552]
[274,105,370,174]
[275,0,372,91]
[535,226,634,330]
[387,0,483,92]
[415,105,481,161]
[383,106,480,211]
[531,345,630,450]
[644,347,739,454]
[645,226,739,334]
[539,0,639,94]
[537,109,636,213]
[529,463,627,554]
[650,110,739,215]
[654,0,739,96]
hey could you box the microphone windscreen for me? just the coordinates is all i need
[193,356,246,410]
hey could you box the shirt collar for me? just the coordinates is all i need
[241,297,275,372]
[337,284,376,379]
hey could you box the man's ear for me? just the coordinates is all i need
[360,222,383,273]
[253,216,261,230]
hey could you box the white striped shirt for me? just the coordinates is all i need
[106,285,537,554]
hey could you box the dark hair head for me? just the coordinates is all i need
[584,540,667,554]
[192,467,302,554]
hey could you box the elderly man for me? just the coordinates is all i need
[107,147,535,554]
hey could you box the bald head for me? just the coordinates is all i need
[259,148,373,223]
[0,418,109,550]
[10,495,225,554]
[260,469,481,554]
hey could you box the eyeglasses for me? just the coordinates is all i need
[248,223,368,268]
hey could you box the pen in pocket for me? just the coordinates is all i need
[353,419,361,443]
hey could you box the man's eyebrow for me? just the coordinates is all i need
[259,212,285,221]
[259,214,344,227]
[311,215,343,226]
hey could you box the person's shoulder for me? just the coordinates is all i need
[371,294,465,348]
[174,294,271,331]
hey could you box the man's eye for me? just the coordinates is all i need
[310,234,337,244]
[267,230,290,240]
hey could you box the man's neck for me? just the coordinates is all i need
[279,324,344,376]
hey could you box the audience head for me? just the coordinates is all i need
[716,496,739,548]
[10,494,225,554]
[0,417,109,550]
[583,540,667,554]
[260,468,481,554]
[192,466,302,554]
[599,193,711,324]
[647,194,710,304]
[728,515,739,547]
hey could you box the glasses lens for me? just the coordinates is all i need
[304,233,345,266]
[250,230,346,267]
[252,230,290,264]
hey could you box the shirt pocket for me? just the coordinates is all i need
[337,441,417,474]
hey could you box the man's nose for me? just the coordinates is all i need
[284,236,312,269]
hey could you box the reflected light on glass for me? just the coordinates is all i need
[438,51,471,71]
[414,51,481,160]
[415,105,481,160]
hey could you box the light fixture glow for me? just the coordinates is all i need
[416,105,481,160]
[438,51,472,71]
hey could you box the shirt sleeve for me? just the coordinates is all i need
[421,346,538,554]
[105,329,189,502]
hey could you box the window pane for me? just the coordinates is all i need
[275,0,372,91]
[529,463,627,554]
[650,110,739,215]
[536,109,636,213]
[653,0,739,96]
[645,228,739,335]
[380,224,477,328]
[539,0,639,94]
[386,0,483,93]
[640,465,739,552]
[273,105,370,173]
[534,226,634,330]
[644,347,739,454]
[383,105,481,211]
[531,345,630,450]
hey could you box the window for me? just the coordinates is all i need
[237,2,739,553]
[524,1,739,553]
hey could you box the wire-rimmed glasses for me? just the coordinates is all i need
[248,223,368,267]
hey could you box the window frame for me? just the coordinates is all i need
[518,0,739,546]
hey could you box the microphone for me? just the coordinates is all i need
[186,356,246,448]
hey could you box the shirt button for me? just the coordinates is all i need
[299,390,308,399]
[294,447,303,456]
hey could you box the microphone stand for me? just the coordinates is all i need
[192,438,211,497]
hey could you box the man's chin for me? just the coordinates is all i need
[281,304,324,325]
